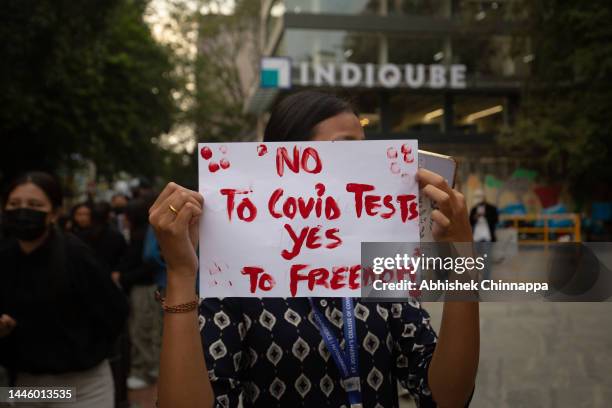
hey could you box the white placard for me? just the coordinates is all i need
[198,140,419,297]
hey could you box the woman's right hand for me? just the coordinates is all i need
[149,183,204,280]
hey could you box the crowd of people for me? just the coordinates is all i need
[0,172,165,408]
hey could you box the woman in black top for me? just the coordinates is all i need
[150,92,479,408]
[0,172,128,407]
[76,201,128,276]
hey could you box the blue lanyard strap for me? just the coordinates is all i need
[309,297,362,407]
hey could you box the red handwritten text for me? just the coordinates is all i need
[276,146,322,177]
[346,183,418,222]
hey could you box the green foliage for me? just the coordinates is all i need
[0,0,179,184]
[500,0,612,198]
[191,0,260,142]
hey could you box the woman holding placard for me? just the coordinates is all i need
[150,91,479,408]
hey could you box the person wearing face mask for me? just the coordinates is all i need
[0,171,129,408]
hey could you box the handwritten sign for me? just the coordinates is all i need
[198,140,419,297]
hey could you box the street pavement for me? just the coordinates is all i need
[399,302,612,408]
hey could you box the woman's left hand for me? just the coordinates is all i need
[417,168,472,243]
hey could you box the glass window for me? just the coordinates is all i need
[387,0,449,17]
[389,92,445,132]
[387,36,446,65]
[453,95,507,133]
[451,35,531,78]
[352,91,382,132]
[283,0,380,15]
[281,29,378,64]
[457,0,528,22]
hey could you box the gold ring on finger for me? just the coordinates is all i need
[168,204,178,215]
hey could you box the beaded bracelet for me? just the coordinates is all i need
[155,290,199,313]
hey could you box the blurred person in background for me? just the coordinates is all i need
[76,201,130,407]
[78,202,127,276]
[0,171,128,408]
[111,193,130,242]
[470,188,499,242]
[56,213,73,232]
[0,209,5,389]
[143,217,168,296]
[130,178,154,200]
[111,193,129,216]
[70,201,92,235]
[115,197,163,390]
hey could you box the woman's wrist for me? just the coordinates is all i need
[165,270,198,304]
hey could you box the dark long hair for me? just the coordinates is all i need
[78,201,112,242]
[69,202,93,235]
[263,91,357,142]
[71,202,91,217]
[2,171,63,210]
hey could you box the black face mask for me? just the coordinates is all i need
[112,206,125,215]
[2,208,50,241]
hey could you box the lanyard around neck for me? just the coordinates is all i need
[309,297,362,408]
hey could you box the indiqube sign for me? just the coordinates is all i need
[261,57,467,90]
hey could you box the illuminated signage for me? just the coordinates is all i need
[261,57,467,89]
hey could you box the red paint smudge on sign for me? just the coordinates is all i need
[209,162,220,172]
[387,147,398,159]
[257,144,268,156]
[200,146,213,160]
[390,162,400,174]
[220,158,230,169]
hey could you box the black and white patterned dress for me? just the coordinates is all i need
[199,297,438,407]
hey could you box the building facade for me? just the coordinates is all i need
[244,0,540,202]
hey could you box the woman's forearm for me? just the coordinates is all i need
[158,272,213,408]
[428,301,480,407]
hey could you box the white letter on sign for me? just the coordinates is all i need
[378,64,401,88]
[341,63,362,87]
[405,64,425,88]
[429,64,446,89]
[450,64,467,88]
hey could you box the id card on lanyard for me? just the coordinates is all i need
[309,297,362,408]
